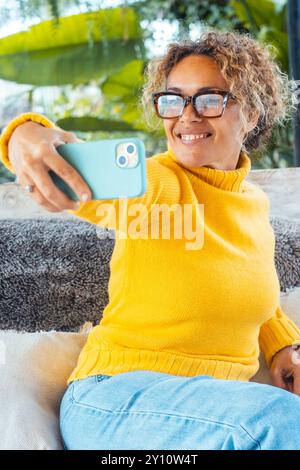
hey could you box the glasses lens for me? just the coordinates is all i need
[195,94,224,117]
[157,94,184,118]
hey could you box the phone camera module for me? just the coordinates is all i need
[126,143,136,155]
[117,155,128,167]
[116,142,138,169]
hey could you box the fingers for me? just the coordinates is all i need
[20,138,87,210]
[292,370,300,396]
[31,186,64,213]
[270,367,288,391]
[44,144,92,203]
[270,367,300,395]
[9,123,91,211]
[18,176,62,213]
[54,130,78,144]
[26,161,80,211]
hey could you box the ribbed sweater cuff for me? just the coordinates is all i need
[259,305,300,368]
[0,112,56,173]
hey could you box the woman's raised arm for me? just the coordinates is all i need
[0,113,176,232]
[1,113,92,212]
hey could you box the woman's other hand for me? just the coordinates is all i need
[270,344,300,396]
[9,121,92,212]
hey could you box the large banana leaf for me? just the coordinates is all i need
[0,40,145,86]
[0,7,141,54]
[0,7,145,86]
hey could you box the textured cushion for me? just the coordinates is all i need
[0,324,90,450]
[0,216,299,332]
[0,218,114,332]
[270,217,300,292]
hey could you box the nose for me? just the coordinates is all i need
[179,98,203,122]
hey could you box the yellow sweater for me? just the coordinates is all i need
[1,113,300,384]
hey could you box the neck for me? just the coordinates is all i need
[166,143,251,193]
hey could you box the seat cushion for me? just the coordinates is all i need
[0,324,91,450]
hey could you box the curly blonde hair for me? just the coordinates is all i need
[140,30,295,152]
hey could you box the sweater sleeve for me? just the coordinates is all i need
[0,112,177,231]
[259,304,300,368]
[0,112,58,173]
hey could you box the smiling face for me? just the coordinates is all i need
[164,55,258,170]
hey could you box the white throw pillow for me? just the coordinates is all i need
[0,289,299,450]
[0,325,90,450]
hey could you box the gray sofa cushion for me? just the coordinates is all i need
[0,218,114,332]
[271,217,300,291]
[0,216,299,332]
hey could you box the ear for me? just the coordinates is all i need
[244,110,260,134]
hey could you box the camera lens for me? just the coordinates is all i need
[118,155,127,167]
[126,144,135,154]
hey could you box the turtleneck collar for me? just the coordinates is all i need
[166,143,251,193]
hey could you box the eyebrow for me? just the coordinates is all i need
[166,86,222,93]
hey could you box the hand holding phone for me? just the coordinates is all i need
[49,138,147,201]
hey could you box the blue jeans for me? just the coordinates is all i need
[59,369,300,450]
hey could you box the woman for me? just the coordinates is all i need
[1,30,300,450]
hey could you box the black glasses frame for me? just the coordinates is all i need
[152,88,236,119]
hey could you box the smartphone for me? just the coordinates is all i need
[49,137,147,201]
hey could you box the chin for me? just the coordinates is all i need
[180,154,210,168]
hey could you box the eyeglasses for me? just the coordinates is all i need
[152,88,236,119]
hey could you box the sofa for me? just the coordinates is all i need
[0,164,299,450]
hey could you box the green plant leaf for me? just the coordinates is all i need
[0,7,145,86]
[257,27,289,72]
[56,116,145,132]
[0,40,145,86]
[101,59,145,97]
[230,1,288,71]
[0,7,142,54]
[100,59,148,130]
[230,0,285,31]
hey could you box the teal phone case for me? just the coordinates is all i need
[49,138,147,201]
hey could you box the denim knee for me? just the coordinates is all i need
[241,385,300,450]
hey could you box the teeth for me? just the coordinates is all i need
[181,133,210,141]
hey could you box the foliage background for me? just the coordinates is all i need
[0,0,296,183]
